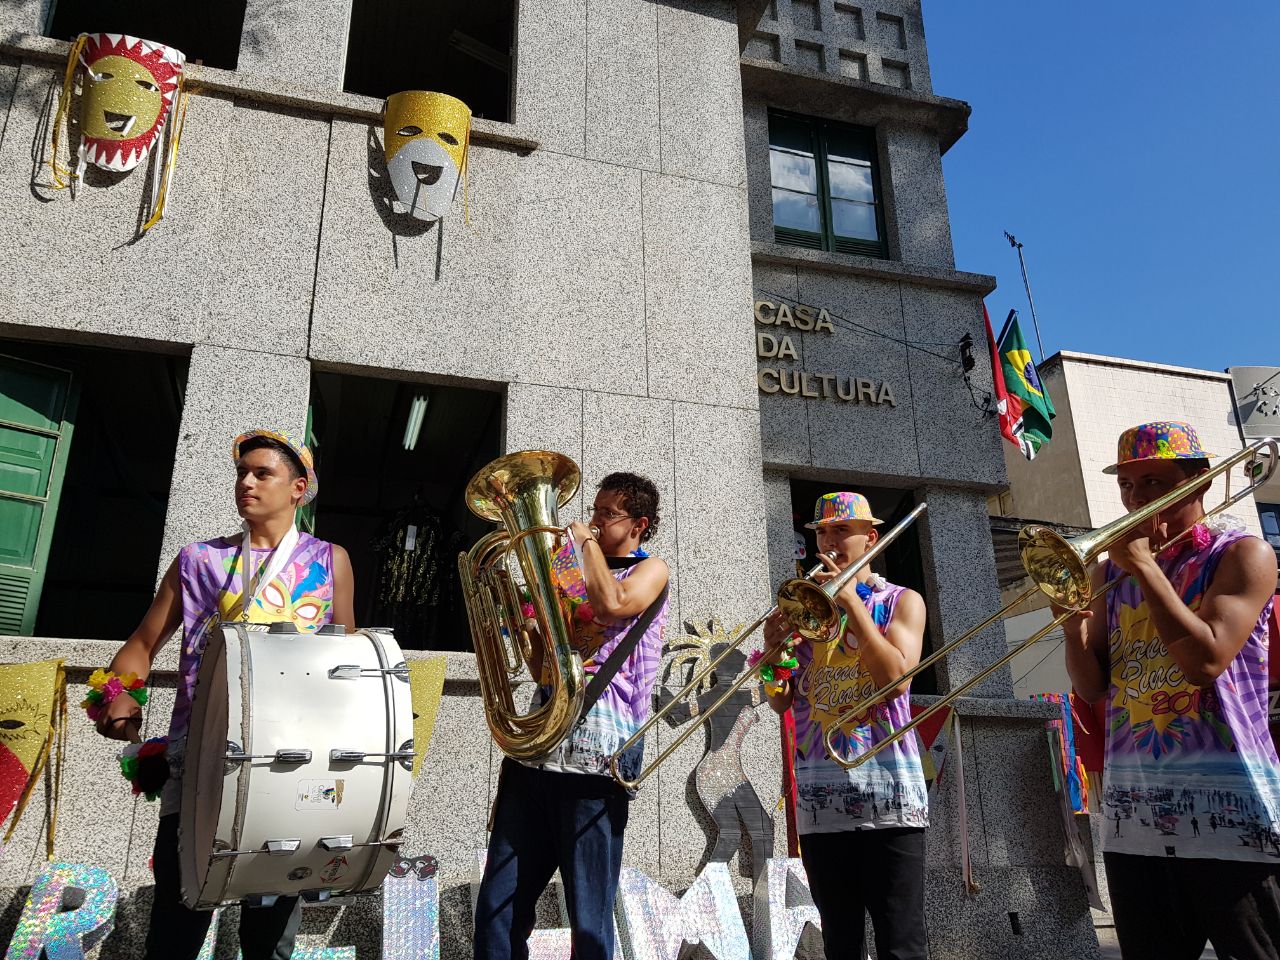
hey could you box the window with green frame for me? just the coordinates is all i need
[768,112,887,258]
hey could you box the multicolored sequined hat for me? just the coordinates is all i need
[232,429,319,504]
[804,491,882,528]
[1102,421,1215,475]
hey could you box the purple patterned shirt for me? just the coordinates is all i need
[527,563,668,780]
[1103,527,1279,860]
[169,533,335,741]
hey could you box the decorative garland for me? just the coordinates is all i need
[119,738,170,801]
[80,670,148,722]
[748,581,878,696]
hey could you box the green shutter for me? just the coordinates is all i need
[0,354,79,635]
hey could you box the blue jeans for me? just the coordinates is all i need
[474,758,630,960]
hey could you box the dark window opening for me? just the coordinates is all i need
[45,0,248,71]
[769,111,887,258]
[308,370,501,651]
[788,479,935,695]
[0,337,186,640]
[344,0,516,123]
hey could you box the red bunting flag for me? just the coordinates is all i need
[985,305,1025,452]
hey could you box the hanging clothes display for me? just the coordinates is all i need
[368,500,464,648]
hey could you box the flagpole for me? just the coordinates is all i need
[1004,231,1047,363]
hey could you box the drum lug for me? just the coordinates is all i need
[225,741,244,775]
[397,739,415,772]
[328,664,411,681]
[319,835,355,852]
[264,839,302,856]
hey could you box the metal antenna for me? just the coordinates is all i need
[1005,231,1047,363]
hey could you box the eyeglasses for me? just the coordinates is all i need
[589,506,633,524]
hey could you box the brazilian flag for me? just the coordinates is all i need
[996,312,1054,457]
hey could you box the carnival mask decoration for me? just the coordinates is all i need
[0,660,67,856]
[50,33,188,232]
[383,91,471,221]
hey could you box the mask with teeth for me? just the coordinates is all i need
[76,33,184,176]
[383,91,471,221]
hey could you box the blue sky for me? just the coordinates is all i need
[923,2,1279,372]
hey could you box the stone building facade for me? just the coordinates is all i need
[0,0,1097,956]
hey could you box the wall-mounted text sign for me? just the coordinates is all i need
[753,300,897,406]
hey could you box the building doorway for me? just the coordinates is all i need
[307,370,501,651]
[788,478,936,695]
[0,337,186,639]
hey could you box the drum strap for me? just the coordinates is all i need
[236,522,300,621]
[577,556,668,724]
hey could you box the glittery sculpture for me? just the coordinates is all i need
[3,863,118,960]
[655,621,773,885]
[751,858,822,960]
[384,854,441,959]
[383,92,471,221]
[614,863,750,960]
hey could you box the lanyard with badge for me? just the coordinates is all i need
[236,521,300,622]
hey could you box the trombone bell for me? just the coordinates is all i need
[1017,525,1092,610]
[776,578,840,642]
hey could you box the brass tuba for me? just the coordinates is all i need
[457,450,586,761]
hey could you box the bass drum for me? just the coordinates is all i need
[179,622,414,908]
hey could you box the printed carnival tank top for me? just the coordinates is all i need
[169,532,336,741]
[526,562,668,781]
[792,579,928,834]
[1103,527,1279,861]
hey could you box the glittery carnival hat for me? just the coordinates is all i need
[232,429,319,504]
[1102,421,1215,475]
[804,491,882,528]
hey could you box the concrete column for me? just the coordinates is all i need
[156,344,311,576]
[880,119,955,270]
[917,483,1012,697]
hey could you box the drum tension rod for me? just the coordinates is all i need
[212,838,303,859]
[223,747,313,764]
[330,748,415,763]
[328,663,410,681]
[210,837,405,859]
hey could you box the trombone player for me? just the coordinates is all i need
[1060,422,1280,959]
[473,471,669,960]
[763,491,930,960]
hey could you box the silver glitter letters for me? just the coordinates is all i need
[3,863,117,960]
[615,862,750,960]
[752,858,822,960]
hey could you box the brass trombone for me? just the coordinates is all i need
[825,438,1279,770]
[457,450,587,761]
[609,502,928,791]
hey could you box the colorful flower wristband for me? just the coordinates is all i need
[748,644,799,691]
[81,669,149,722]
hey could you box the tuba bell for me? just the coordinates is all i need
[457,450,586,761]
